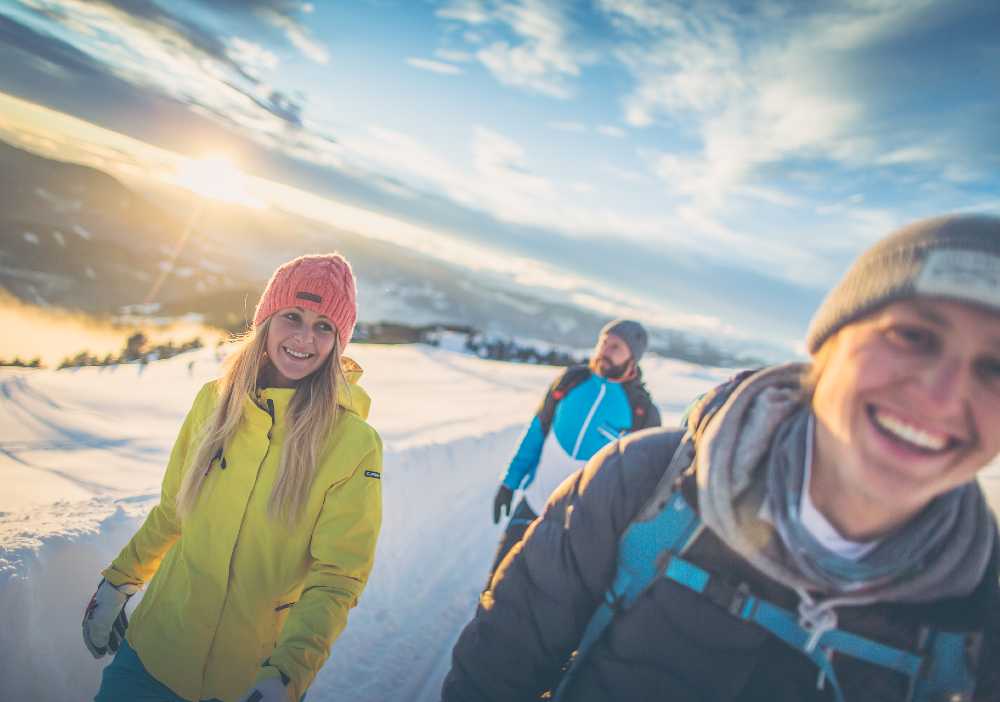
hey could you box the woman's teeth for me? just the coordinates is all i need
[283,347,312,360]
[872,409,949,452]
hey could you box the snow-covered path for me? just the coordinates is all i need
[3,345,997,702]
[0,345,730,702]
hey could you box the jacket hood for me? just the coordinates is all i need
[339,355,371,420]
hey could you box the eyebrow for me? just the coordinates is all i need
[906,300,949,327]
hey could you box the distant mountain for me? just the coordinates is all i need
[0,139,764,366]
[0,139,251,312]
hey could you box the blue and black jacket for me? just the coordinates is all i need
[500,364,660,492]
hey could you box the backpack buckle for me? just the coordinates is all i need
[728,582,755,618]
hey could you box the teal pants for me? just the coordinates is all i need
[94,638,221,701]
[95,637,306,701]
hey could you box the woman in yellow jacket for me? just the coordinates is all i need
[82,254,383,702]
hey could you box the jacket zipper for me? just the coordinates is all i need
[572,382,606,458]
[198,396,276,696]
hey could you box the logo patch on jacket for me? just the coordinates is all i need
[364,470,381,480]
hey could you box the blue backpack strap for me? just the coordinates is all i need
[658,495,980,702]
[661,546,916,702]
[906,629,981,702]
[560,486,982,702]
[552,448,699,701]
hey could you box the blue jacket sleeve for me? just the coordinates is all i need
[501,416,545,490]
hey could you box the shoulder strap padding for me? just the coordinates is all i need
[622,373,659,431]
[537,365,591,434]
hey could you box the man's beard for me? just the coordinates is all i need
[595,356,630,380]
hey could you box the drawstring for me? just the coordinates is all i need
[796,587,838,691]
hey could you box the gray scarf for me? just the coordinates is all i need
[695,363,997,611]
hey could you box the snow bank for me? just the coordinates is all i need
[0,428,525,702]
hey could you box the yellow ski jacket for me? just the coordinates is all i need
[103,359,383,702]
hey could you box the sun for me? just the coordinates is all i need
[171,153,264,208]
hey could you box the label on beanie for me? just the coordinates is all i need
[916,250,1000,308]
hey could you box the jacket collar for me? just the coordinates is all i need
[246,355,372,437]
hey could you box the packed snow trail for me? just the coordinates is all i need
[3,346,996,701]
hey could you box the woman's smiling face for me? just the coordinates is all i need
[264,307,338,387]
[811,298,1000,513]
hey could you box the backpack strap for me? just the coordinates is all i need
[554,374,756,700]
[560,486,981,702]
[622,373,658,431]
[552,435,696,701]
[906,629,982,702]
[538,365,591,435]
[657,496,982,702]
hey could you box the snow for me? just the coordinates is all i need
[1,346,997,702]
[23,231,40,245]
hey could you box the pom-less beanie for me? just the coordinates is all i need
[806,214,1000,354]
[601,319,649,362]
[253,254,357,350]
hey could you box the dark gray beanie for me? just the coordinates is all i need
[601,319,649,362]
[806,214,1000,353]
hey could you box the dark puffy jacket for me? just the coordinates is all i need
[442,429,1000,702]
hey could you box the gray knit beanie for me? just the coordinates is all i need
[806,214,1000,353]
[601,319,649,362]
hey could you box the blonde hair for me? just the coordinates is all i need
[175,317,347,524]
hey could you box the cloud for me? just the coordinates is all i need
[597,124,625,138]
[257,8,328,64]
[5,0,316,142]
[597,0,999,223]
[57,0,260,81]
[437,0,493,25]
[437,0,590,99]
[472,126,554,200]
[0,11,107,78]
[226,37,279,79]
[188,0,330,64]
[254,89,304,128]
[406,57,463,75]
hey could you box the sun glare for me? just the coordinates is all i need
[172,153,265,209]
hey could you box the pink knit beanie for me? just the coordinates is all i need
[253,254,357,350]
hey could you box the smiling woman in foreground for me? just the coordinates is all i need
[83,254,383,702]
[443,214,1000,702]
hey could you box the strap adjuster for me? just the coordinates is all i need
[728,583,755,618]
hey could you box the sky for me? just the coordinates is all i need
[0,0,998,353]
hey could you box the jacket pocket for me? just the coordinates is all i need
[259,600,297,661]
[272,601,296,641]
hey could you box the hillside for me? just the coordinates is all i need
[0,139,767,365]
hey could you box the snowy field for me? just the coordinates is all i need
[0,343,740,702]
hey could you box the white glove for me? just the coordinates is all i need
[237,675,290,702]
[82,578,140,658]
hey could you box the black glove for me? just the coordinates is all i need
[493,485,513,524]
